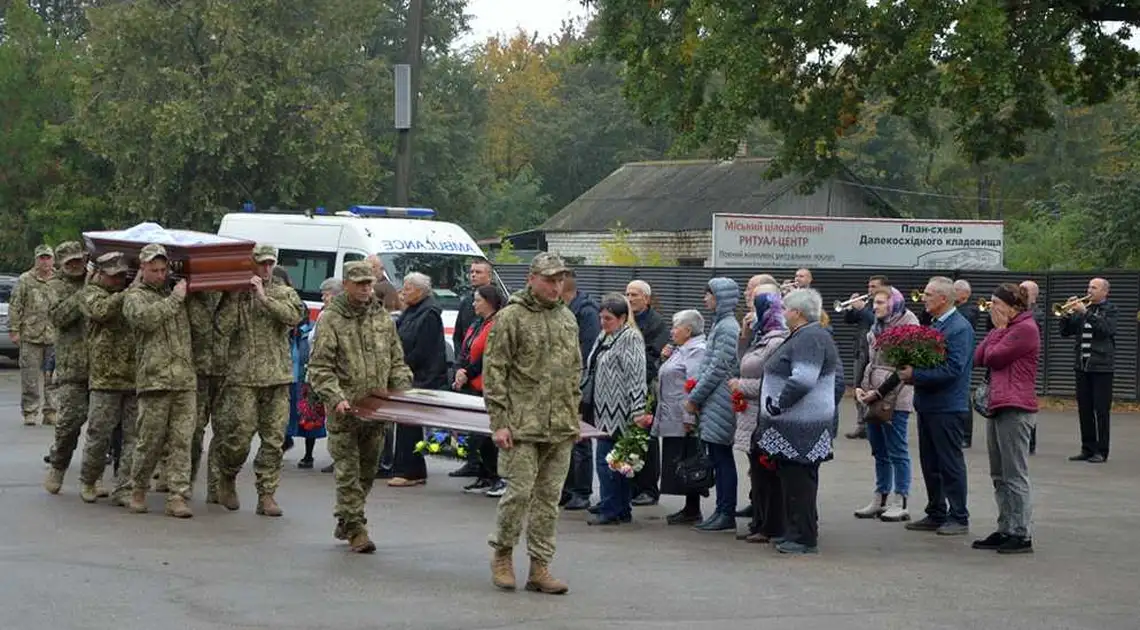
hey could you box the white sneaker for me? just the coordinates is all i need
[854,492,888,519]
[880,493,910,522]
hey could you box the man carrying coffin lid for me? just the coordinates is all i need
[43,242,91,496]
[214,244,305,517]
[307,260,413,553]
[483,252,581,595]
[77,252,138,506]
[122,243,196,518]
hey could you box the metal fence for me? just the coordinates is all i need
[496,265,1139,401]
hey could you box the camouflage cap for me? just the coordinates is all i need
[138,243,168,263]
[529,252,569,277]
[34,244,54,258]
[54,241,86,264]
[95,251,129,276]
[343,260,375,284]
[252,243,278,263]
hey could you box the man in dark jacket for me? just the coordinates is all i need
[626,280,670,506]
[559,271,599,510]
[902,276,974,537]
[389,272,448,485]
[1059,277,1116,463]
[450,259,495,479]
[841,275,888,440]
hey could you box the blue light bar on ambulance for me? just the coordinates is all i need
[348,205,435,219]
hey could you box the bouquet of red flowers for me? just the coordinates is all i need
[731,390,747,413]
[872,324,947,368]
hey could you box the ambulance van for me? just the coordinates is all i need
[217,205,509,364]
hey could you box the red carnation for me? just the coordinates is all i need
[684,378,697,393]
[872,324,947,368]
[757,453,776,471]
[731,390,748,413]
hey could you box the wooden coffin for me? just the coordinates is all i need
[351,389,607,439]
[82,229,255,293]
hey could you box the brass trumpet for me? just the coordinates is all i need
[977,298,993,312]
[779,279,798,294]
[909,289,923,302]
[1052,295,1092,317]
[833,293,871,313]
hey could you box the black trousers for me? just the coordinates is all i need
[963,411,975,446]
[390,423,427,480]
[777,461,819,547]
[632,437,660,499]
[917,411,970,524]
[561,439,593,501]
[748,447,785,537]
[1075,370,1112,458]
[477,435,499,479]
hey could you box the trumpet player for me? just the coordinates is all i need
[794,268,813,290]
[1058,277,1116,464]
[842,275,889,440]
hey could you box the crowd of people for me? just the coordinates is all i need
[7,239,1117,591]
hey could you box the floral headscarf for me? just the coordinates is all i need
[752,290,787,336]
[871,287,907,334]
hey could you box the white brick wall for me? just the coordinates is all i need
[546,231,712,265]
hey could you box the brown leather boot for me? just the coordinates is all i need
[44,469,64,495]
[256,494,283,517]
[491,547,516,591]
[525,560,568,595]
[217,476,240,511]
[128,488,148,513]
[348,530,376,554]
[165,495,193,519]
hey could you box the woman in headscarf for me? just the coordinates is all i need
[685,277,741,532]
[854,287,918,523]
[729,286,789,542]
[635,309,707,525]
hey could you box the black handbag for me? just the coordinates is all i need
[973,372,995,418]
[674,439,715,494]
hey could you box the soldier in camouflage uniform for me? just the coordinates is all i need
[214,244,304,516]
[484,253,581,595]
[185,290,228,502]
[122,243,195,518]
[43,242,92,495]
[9,244,59,426]
[77,252,138,505]
[307,261,413,553]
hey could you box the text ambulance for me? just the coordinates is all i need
[217,206,507,364]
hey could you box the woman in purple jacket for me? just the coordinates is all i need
[972,283,1040,555]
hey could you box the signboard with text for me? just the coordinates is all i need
[710,214,1004,269]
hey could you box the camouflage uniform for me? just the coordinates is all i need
[186,291,228,499]
[45,242,89,483]
[122,244,196,511]
[77,252,138,505]
[9,244,58,425]
[307,261,412,546]
[214,245,304,511]
[484,254,581,591]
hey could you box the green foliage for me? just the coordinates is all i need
[599,221,677,266]
[493,228,523,264]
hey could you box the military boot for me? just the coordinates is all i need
[217,476,240,511]
[491,547,516,591]
[79,483,98,503]
[128,488,148,514]
[525,560,569,595]
[110,489,131,508]
[44,468,64,495]
[94,478,110,498]
[333,519,348,541]
[41,414,56,426]
[348,530,376,554]
[165,496,193,519]
[256,494,283,517]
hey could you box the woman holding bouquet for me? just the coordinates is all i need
[728,287,788,542]
[853,287,918,522]
[971,283,1039,554]
[582,293,647,526]
[636,309,707,525]
[453,285,507,496]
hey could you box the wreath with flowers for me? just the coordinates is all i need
[414,430,470,459]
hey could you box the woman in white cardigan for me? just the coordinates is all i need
[580,293,647,526]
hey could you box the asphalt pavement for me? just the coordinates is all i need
[0,363,1137,630]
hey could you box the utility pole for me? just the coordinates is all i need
[394,0,425,207]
